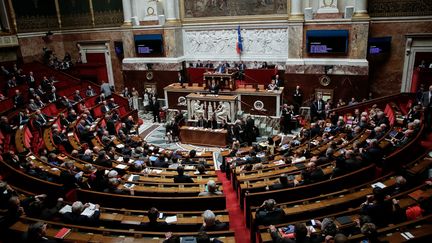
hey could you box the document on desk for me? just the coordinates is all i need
[165,215,177,224]
[81,207,96,217]
[59,205,72,214]
[371,182,386,189]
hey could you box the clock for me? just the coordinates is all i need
[319,75,331,87]
[147,7,155,16]
[323,0,334,7]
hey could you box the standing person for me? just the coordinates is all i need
[100,80,112,97]
[292,85,303,113]
[150,97,160,123]
[142,89,150,114]
[122,87,131,108]
[281,104,293,134]
[311,94,325,121]
[131,87,139,110]
[177,71,185,86]
[421,85,432,131]
[274,74,283,88]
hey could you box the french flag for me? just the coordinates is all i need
[236,25,243,55]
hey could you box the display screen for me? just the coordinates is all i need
[306,30,349,54]
[114,41,123,56]
[368,37,392,55]
[134,34,164,57]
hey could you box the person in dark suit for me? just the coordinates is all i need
[66,110,78,123]
[16,111,29,125]
[141,207,168,230]
[208,115,218,129]
[25,221,57,243]
[101,100,111,114]
[173,166,194,183]
[196,60,204,68]
[0,116,13,135]
[270,174,293,190]
[27,71,36,88]
[200,210,228,231]
[311,94,325,121]
[292,85,303,113]
[197,115,207,128]
[13,89,25,109]
[215,62,226,73]
[177,71,185,86]
[209,79,219,94]
[59,161,78,192]
[62,201,100,226]
[106,115,117,136]
[237,61,246,80]
[52,128,67,146]
[301,161,325,185]
[255,199,286,226]
[35,109,51,128]
[73,90,83,103]
[150,97,161,123]
[205,61,214,68]
[274,74,283,88]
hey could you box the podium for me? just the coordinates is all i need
[203,71,237,91]
[186,93,238,122]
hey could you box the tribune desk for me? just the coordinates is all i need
[180,126,228,147]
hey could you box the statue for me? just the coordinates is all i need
[215,101,230,123]
[192,100,205,119]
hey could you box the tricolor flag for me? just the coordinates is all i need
[236,25,243,54]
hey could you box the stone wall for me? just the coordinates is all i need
[368,20,432,96]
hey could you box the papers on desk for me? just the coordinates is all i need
[149,146,155,151]
[184,165,195,170]
[165,215,177,224]
[121,220,141,225]
[196,152,202,156]
[128,174,140,182]
[29,155,36,160]
[152,169,162,174]
[371,182,386,189]
[158,148,165,153]
[117,156,123,162]
[115,164,127,170]
[59,205,72,214]
[273,160,285,166]
[81,207,96,217]
[67,132,73,137]
[116,144,125,149]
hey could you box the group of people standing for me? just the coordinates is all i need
[121,87,161,123]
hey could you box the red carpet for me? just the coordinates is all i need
[217,171,250,243]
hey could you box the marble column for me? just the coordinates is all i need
[122,0,132,25]
[164,0,178,22]
[354,0,369,17]
[290,0,303,20]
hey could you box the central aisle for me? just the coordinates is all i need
[216,171,250,243]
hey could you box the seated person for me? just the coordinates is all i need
[25,221,56,243]
[173,166,194,183]
[198,180,223,196]
[300,161,325,185]
[209,79,219,94]
[267,79,278,91]
[270,174,293,190]
[141,207,168,230]
[200,210,228,231]
[255,199,286,226]
[62,201,100,225]
[269,223,310,243]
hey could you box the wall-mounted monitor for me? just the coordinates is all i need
[114,41,123,56]
[134,34,164,57]
[368,37,392,55]
[306,30,349,54]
